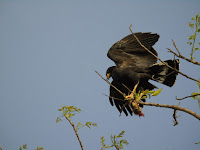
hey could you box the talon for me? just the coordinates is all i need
[125,81,139,99]
[125,95,134,99]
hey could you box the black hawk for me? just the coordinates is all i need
[106,32,179,117]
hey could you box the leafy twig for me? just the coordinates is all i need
[35,146,44,150]
[168,39,200,65]
[19,144,27,150]
[100,130,129,150]
[188,14,200,60]
[168,47,200,66]
[64,115,84,150]
[57,106,97,150]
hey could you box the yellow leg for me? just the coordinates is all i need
[125,81,139,99]
[124,81,144,117]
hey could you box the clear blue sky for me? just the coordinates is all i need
[0,0,200,150]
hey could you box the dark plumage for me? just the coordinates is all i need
[106,32,180,116]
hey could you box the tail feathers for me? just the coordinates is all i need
[150,59,180,87]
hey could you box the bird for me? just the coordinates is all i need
[106,32,180,117]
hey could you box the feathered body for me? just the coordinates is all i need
[106,32,179,116]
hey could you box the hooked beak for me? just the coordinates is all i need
[106,73,111,80]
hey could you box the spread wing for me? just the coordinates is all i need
[107,32,159,116]
[107,32,159,68]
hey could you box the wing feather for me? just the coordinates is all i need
[107,32,159,68]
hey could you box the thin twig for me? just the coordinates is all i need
[172,39,181,55]
[122,83,132,93]
[168,40,200,65]
[129,24,200,83]
[64,115,84,150]
[95,70,125,96]
[115,145,120,150]
[173,109,179,126]
[173,102,181,126]
[176,94,200,100]
[137,101,200,120]
[103,93,124,101]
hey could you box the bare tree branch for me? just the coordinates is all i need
[129,24,200,83]
[173,102,181,126]
[95,70,200,121]
[168,40,200,65]
[172,39,181,55]
[137,101,200,120]
[173,109,179,126]
[176,94,200,100]
[95,70,125,96]
[64,115,84,150]
[103,93,123,101]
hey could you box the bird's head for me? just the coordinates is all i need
[106,66,115,80]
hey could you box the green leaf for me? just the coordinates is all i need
[105,145,112,148]
[76,122,83,130]
[152,89,162,96]
[189,35,195,40]
[142,95,147,99]
[100,136,105,143]
[117,130,125,138]
[194,47,199,51]
[101,131,129,149]
[148,90,155,94]
[22,144,27,149]
[191,92,199,99]
[36,146,44,150]
[85,122,92,129]
[120,142,123,149]
[56,117,62,123]
[188,42,192,45]
[86,122,92,125]
[142,89,150,95]
[195,141,200,144]
[113,134,116,140]
[188,23,194,28]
